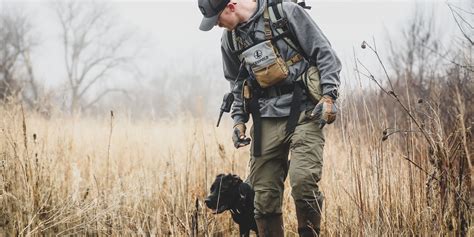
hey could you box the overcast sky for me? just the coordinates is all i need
[1,0,468,93]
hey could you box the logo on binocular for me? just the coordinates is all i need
[254,50,263,59]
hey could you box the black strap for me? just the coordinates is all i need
[267,0,282,7]
[248,81,263,157]
[248,81,303,156]
[285,82,303,134]
[269,2,313,65]
[271,4,281,20]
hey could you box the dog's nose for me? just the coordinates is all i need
[204,198,212,207]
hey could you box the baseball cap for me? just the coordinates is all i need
[198,0,231,31]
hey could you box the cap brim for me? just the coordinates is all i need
[199,14,219,31]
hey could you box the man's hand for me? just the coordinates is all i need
[308,95,337,129]
[232,123,251,148]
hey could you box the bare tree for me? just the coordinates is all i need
[447,2,474,46]
[0,6,40,106]
[53,0,138,114]
[386,7,445,94]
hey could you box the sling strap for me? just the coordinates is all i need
[286,81,303,134]
[247,80,304,157]
[248,80,263,156]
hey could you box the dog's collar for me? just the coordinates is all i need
[229,184,247,215]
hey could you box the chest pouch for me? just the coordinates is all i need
[240,40,288,88]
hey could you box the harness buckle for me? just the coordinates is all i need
[272,18,289,30]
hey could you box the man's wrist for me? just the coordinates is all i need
[233,122,245,129]
[232,114,249,125]
[323,89,338,100]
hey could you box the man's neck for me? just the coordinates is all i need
[238,0,258,23]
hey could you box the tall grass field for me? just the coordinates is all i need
[0,88,471,236]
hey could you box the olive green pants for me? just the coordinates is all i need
[248,110,325,219]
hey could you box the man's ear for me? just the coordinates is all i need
[227,2,236,11]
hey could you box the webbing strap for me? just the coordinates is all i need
[263,7,272,40]
[249,81,304,157]
[285,82,303,134]
[268,3,300,52]
[249,82,263,157]
[231,30,238,51]
[287,53,303,66]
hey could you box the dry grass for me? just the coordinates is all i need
[0,97,470,236]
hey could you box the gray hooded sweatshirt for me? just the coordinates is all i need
[221,0,341,124]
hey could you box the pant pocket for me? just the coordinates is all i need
[254,189,283,217]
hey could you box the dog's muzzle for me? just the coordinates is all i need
[204,197,213,208]
[205,197,228,214]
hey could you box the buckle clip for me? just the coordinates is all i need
[272,18,288,29]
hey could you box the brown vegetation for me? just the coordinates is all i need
[0,51,471,235]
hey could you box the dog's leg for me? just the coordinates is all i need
[239,225,250,237]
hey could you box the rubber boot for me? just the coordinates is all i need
[296,199,323,237]
[255,214,284,237]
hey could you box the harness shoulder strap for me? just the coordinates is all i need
[228,2,308,66]
[267,2,312,64]
[268,3,299,51]
[262,5,273,40]
[227,30,238,53]
[267,2,306,134]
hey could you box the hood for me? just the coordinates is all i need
[236,0,266,30]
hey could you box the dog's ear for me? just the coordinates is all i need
[210,174,225,191]
[223,173,235,181]
[231,174,243,186]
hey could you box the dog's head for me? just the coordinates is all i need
[205,173,243,214]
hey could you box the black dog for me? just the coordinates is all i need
[205,174,258,237]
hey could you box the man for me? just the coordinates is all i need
[198,0,341,236]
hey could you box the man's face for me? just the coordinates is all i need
[217,4,239,30]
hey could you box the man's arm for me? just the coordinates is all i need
[221,32,250,124]
[283,3,342,98]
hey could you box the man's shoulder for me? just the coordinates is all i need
[220,30,231,40]
[264,1,300,23]
[278,1,299,13]
[220,30,232,48]
[276,1,310,23]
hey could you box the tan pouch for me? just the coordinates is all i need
[240,40,289,88]
[302,66,323,103]
[253,56,288,88]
